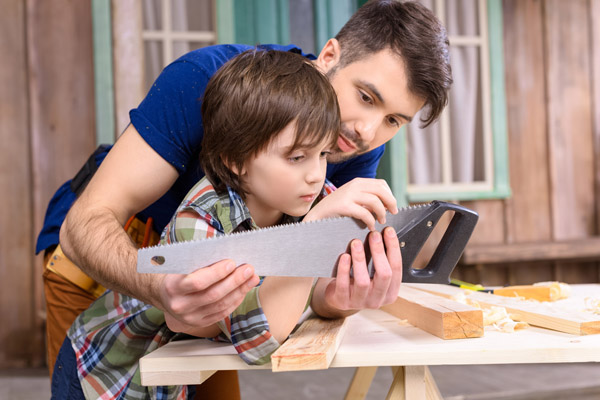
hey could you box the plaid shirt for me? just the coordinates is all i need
[67,177,335,400]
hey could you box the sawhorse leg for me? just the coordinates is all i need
[344,366,442,400]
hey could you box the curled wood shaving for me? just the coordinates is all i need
[451,291,529,333]
[584,297,600,315]
[533,281,571,301]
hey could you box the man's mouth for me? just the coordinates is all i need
[337,135,357,153]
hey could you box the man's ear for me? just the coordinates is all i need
[315,38,341,74]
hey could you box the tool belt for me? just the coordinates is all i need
[46,216,160,298]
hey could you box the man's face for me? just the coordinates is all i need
[321,49,424,163]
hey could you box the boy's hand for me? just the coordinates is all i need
[311,227,402,317]
[304,178,399,231]
[159,260,260,332]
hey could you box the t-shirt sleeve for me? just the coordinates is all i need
[129,60,210,175]
[326,144,386,188]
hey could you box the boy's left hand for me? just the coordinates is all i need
[311,226,402,317]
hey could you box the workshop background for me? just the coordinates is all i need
[1,0,599,381]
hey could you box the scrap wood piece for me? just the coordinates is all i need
[380,285,483,339]
[408,283,600,335]
[271,316,348,372]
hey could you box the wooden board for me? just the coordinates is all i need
[0,0,37,368]
[409,284,600,335]
[380,286,483,339]
[271,317,348,372]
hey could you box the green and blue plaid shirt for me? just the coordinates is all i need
[67,176,335,399]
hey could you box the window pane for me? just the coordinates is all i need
[171,0,214,32]
[448,45,485,183]
[143,0,162,31]
[144,40,163,91]
[172,41,214,60]
[445,0,480,37]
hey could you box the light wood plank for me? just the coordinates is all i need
[271,317,348,372]
[0,0,37,368]
[424,366,443,400]
[544,0,595,241]
[409,284,600,335]
[344,367,378,400]
[381,285,483,339]
[462,238,600,264]
[591,0,600,239]
[141,369,216,387]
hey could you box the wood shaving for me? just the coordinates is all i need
[584,297,600,315]
[533,281,571,301]
[451,291,529,332]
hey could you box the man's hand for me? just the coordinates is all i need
[311,226,402,318]
[160,260,260,335]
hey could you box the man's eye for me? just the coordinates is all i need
[360,91,373,104]
[320,151,331,158]
[388,116,400,127]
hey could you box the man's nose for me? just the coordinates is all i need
[354,116,379,144]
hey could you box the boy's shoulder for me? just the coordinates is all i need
[179,177,251,234]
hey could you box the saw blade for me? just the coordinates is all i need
[137,203,431,278]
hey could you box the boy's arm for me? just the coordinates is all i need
[60,125,259,329]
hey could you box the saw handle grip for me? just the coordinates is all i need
[396,201,479,284]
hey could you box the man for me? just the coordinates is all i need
[38,0,451,397]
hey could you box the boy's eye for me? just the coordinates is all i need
[288,155,304,163]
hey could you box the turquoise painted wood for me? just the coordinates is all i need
[230,0,290,45]
[313,0,356,51]
[91,0,115,145]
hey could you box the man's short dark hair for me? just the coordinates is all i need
[335,0,452,127]
[200,49,340,196]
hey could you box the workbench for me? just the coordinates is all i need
[140,284,600,399]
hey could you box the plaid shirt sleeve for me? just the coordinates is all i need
[166,196,280,366]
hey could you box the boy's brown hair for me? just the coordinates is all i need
[200,49,340,196]
[334,0,452,127]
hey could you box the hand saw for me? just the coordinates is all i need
[137,201,478,284]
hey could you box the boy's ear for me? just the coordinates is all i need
[222,156,246,176]
[315,38,341,75]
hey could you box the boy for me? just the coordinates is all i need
[53,49,400,399]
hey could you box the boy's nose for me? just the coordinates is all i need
[306,159,326,184]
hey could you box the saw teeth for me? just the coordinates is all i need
[140,202,434,250]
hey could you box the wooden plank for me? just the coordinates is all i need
[271,317,348,372]
[26,0,96,367]
[380,286,483,339]
[502,0,554,285]
[462,238,600,264]
[344,367,378,400]
[112,0,145,137]
[386,365,426,400]
[544,0,595,239]
[591,0,600,239]
[409,284,600,335]
[0,0,37,368]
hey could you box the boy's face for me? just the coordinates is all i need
[240,122,332,228]
[317,45,425,163]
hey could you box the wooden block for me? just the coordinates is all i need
[492,285,556,301]
[380,286,483,340]
[271,316,348,372]
[344,367,378,400]
[409,284,600,335]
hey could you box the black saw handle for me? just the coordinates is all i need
[393,201,479,284]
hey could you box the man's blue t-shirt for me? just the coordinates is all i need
[36,44,385,254]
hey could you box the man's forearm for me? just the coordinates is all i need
[60,200,163,307]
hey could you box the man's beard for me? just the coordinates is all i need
[327,125,370,164]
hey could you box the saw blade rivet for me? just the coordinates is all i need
[427,221,433,228]
[400,241,406,248]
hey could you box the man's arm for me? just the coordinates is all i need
[60,125,259,326]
